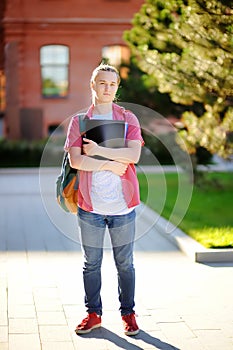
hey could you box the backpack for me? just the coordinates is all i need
[56,113,86,214]
[56,152,79,214]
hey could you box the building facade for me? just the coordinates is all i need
[2,0,144,139]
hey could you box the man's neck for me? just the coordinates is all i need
[93,102,113,115]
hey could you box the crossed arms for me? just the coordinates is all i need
[68,138,142,176]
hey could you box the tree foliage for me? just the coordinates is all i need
[119,58,180,115]
[124,0,233,158]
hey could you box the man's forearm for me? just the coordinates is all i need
[69,154,109,171]
[82,139,142,164]
[96,146,140,164]
[69,154,128,176]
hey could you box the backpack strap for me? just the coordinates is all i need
[77,112,87,134]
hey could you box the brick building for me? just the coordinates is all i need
[1,0,144,139]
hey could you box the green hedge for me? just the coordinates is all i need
[0,138,48,167]
[0,134,212,167]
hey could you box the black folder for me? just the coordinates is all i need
[83,119,127,148]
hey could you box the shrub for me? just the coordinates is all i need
[0,138,47,167]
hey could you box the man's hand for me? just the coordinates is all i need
[82,138,130,176]
[82,138,99,156]
[103,161,128,176]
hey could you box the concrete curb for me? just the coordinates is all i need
[140,203,233,264]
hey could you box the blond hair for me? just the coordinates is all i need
[90,63,121,85]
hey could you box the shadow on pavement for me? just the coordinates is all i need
[135,330,180,349]
[204,262,233,268]
[76,327,180,350]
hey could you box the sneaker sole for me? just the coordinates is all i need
[125,329,140,336]
[75,323,101,334]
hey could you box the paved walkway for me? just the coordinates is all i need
[0,169,233,350]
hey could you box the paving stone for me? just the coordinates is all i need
[34,300,64,312]
[37,311,67,325]
[0,286,7,311]
[9,334,41,350]
[0,312,8,326]
[222,320,233,339]
[72,329,111,350]
[63,304,83,320]
[158,321,196,342]
[0,343,8,350]
[150,309,184,324]
[0,326,8,343]
[8,305,36,319]
[8,291,34,306]
[137,315,160,332]
[33,286,60,299]
[182,313,222,331]
[41,342,75,350]
[9,318,38,334]
[193,330,233,350]
[170,337,208,350]
[39,325,73,342]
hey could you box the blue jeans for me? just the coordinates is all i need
[78,207,136,316]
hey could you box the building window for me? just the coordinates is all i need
[48,123,64,136]
[40,45,69,98]
[102,45,130,79]
[102,45,130,67]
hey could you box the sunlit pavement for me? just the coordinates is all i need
[0,168,233,350]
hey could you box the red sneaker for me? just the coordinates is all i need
[122,313,139,336]
[75,313,102,334]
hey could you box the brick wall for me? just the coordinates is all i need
[3,0,144,139]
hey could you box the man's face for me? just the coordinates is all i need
[91,70,119,104]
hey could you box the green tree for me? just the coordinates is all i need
[119,58,188,116]
[124,0,233,159]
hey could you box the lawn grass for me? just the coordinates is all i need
[138,171,233,249]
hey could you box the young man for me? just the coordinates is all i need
[64,63,144,336]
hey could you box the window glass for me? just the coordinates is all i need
[102,45,130,67]
[40,45,69,98]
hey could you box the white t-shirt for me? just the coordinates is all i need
[90,112,133,215]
